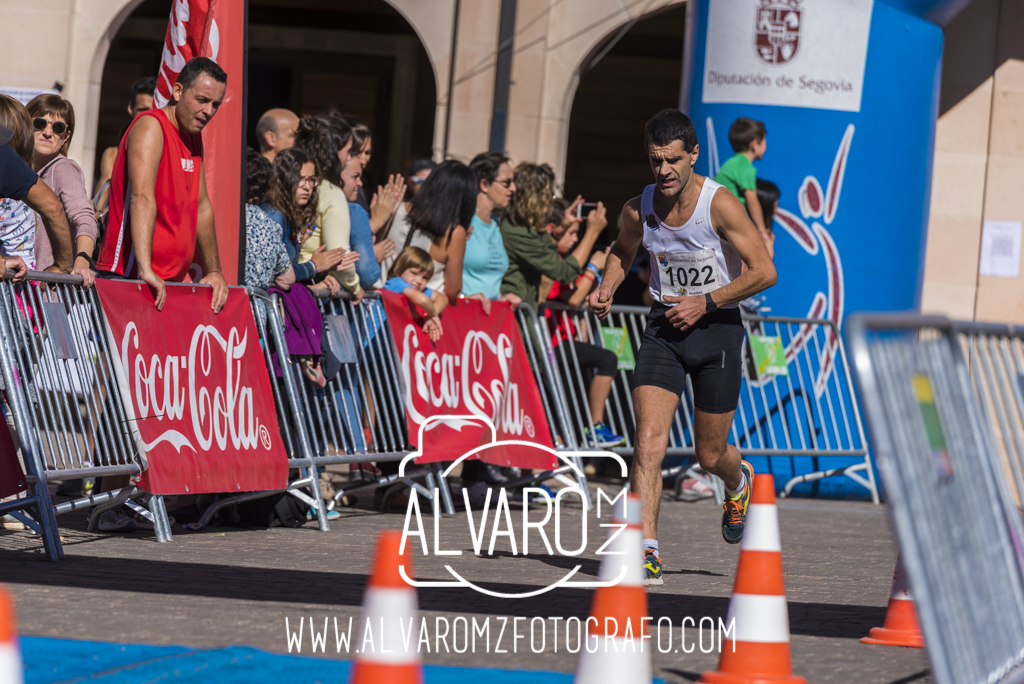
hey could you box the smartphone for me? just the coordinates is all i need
[576,202,599,219]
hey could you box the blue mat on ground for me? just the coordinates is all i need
[23,636,665,683]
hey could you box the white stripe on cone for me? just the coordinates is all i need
[740,504,781,552]
[575,636,652,683]
[600,527,644,586]
[890,562,912,601]
[725,594,791,643]
[357,587,419,665]
[575,494,650,684]
[0,644,22,684]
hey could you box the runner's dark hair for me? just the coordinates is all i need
[644,109,698,154]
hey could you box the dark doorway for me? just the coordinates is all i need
[562,6,687,229]
[96,0,437,187]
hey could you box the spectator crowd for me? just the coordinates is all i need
[0,56,777,532]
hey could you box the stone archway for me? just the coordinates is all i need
[503,0,687,180]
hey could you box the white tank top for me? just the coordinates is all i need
[641,177,742,308]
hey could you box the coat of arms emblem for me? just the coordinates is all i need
[754,0,802,65]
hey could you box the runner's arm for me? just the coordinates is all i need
[707,187,776,308]
[587,197,643,319]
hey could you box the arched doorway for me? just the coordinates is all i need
[96,0,438,187]
[561,5,687,223]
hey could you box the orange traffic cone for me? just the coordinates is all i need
[0,586,23,684]
[574,493,651,683]
[700,474,805,684]
[349,530,423,684]
[860,557,924,647]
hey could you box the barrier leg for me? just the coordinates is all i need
[306,466,330,531]
[431,463,455,515]
[150,494,173,542]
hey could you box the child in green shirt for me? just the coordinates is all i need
[714,117,769,243]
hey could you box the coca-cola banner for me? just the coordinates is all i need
[380,291,557,469]
[95,280,289,494]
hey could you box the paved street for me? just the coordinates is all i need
[1,481,930,683]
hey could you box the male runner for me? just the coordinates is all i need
[589,109,776,586]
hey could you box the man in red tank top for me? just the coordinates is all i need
[96,57,229,312]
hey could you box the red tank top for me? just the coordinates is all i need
[96,109,204,281]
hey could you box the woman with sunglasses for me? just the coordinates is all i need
[27,94,97,286]
[263,147,357,297]
[464,152,520,310]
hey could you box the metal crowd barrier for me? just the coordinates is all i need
[210,290,456,529]
[954,321,1024,514]
[0,272,171,560]
[512,303,591,507]
[848,314,1024,684]
[539,302,877,502]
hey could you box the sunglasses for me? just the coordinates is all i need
[33,118,69,135]
[493,178,514,188]
[298,175,320,188]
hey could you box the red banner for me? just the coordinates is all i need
[380,291,557,469]
[95,280,288,494]
[154,0,244,285]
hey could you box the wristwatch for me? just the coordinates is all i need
[75,251,94,268]
[705,292,718,313]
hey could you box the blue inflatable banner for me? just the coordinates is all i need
[681,0,952,496]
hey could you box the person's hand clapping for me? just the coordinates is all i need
[373,236,395,264]
[310,245,346,273]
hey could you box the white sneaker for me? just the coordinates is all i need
[677,477,715,501]
[98,509,137,533]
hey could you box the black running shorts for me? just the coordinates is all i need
[633,305,745,414]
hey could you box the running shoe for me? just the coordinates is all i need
[643,548,664,586]
[585,423,626,448]
[721,460,754,544]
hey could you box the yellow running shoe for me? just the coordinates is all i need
[643,548,664,586]
[721,460,754,544]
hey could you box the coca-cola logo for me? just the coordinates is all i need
[400,324,535,437]
[120,322,268,453]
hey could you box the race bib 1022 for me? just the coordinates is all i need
[656,248,721,297]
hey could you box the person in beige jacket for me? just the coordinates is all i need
[294,113,363,301]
